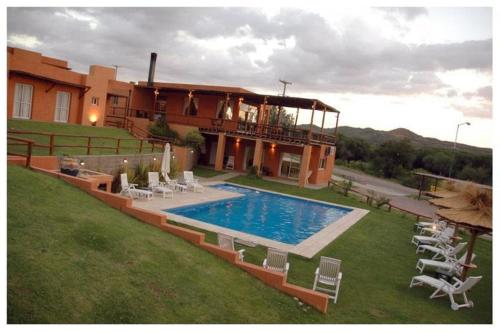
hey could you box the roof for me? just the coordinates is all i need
[9,69,89,90]
[137,81,254,94]
[137,81,340,113]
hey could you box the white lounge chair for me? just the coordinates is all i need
[416,242,467,260]
[312,256,343,303]
[411,227,454,247]
[120,173,152,200]
[183,171,204,193]
[226,156,235,170]
[415,219,446,233]
[410,275,482,310]
[148,172,174,199]
[416,253,476,275]
[262,248,290,278]
[163,172,178,189]
[217,233,245,261]
[419,220,448,235]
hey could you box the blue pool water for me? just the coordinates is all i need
[166,184,352,245]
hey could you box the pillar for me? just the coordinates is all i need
[253,139,263,174]
[298,145,312,188]
[214,133,226,171]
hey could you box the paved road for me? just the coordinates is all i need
[333,166,437,218]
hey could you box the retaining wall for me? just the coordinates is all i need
[26,163,330,313]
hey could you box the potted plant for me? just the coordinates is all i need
[60,155,80,176]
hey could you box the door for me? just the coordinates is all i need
[54,91,71,122]
[209,141,217,165]
[243,146,255,171]
[13,83,33,119]
[280,153,302,179]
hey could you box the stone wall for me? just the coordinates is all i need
[60,149,195,177]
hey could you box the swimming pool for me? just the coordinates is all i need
[166,183,353,245]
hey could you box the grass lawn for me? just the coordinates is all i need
[7,167,492,323]
[8,119,161,156]
[192,165,227,178]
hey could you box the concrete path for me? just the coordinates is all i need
[333,165,437,218]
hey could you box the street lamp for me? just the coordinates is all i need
[448,122,471,177]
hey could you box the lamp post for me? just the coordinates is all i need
[448,122,471,177]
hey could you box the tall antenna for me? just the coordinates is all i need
[279,79,292,96]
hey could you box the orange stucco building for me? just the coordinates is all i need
[7,47,340,187]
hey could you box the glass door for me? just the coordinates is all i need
[280,153,301,179]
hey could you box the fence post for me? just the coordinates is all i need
[26,141,32,168]
[49,134,55,155]
[87,136,92,155]
[151,141,155,153]
[139,140,144,153]
[116,139,121,154]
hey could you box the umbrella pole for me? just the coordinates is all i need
[460,228,478,281]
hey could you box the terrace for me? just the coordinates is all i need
[105,84,340,147]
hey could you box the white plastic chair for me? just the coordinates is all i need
[163,172,178,189]
[410,275,482,310]
[416,242,467,260]
[120,173,152,200]
[411,227,454,247]
[217,233,245,261]
[148,172,173,199]
[312,256,342,303]
[416,253,476,276]
[262,248,290,278]
[226,156,235,170]
[183,171,204,193]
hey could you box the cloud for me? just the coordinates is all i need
[463,85,492,101]
[6,7,492,98]
[452,103,492,119]
[7,33,42,48]
[375,7,428,21]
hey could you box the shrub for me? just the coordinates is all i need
[247,165,261,179]
[374,196,390,209]
[184,130,205,152]
[148,115,179,141]
[341,179,353,196]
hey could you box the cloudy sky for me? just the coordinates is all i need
[7,7,493,147]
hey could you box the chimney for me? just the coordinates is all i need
[147,52,157,87]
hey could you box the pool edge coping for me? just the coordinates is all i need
[163,181,370,258]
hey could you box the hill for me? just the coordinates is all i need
[301,124,491,155]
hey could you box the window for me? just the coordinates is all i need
[54,91,71,123]
[319,158,326,169]
[238,102,258,123]
[183,96,199,116]
[91,96,99,105]
[13,83,33,119]
[112,96,119,106]
[216,99,234,119]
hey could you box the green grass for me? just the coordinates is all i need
[7,166,318,323]
[174,175,492,323]
[192,165,226,178]
[8,119,161,156]
[7,167,492,323]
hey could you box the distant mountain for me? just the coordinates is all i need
[337,126,491,155]
[299,124,491,155]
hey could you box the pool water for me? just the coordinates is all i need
[166,184,352,245]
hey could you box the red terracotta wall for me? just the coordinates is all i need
[7,73,83,124]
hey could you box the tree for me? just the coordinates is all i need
[372,139,415,178]
[268,106,295,128]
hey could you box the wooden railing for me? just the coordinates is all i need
[7,135,33,167]
[105,106,337,146]
[7,129,171,156]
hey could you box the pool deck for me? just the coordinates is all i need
[133,181,369,258]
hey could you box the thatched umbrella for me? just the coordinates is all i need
[434,185,492,280]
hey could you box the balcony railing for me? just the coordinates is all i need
[105,106,336,146]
